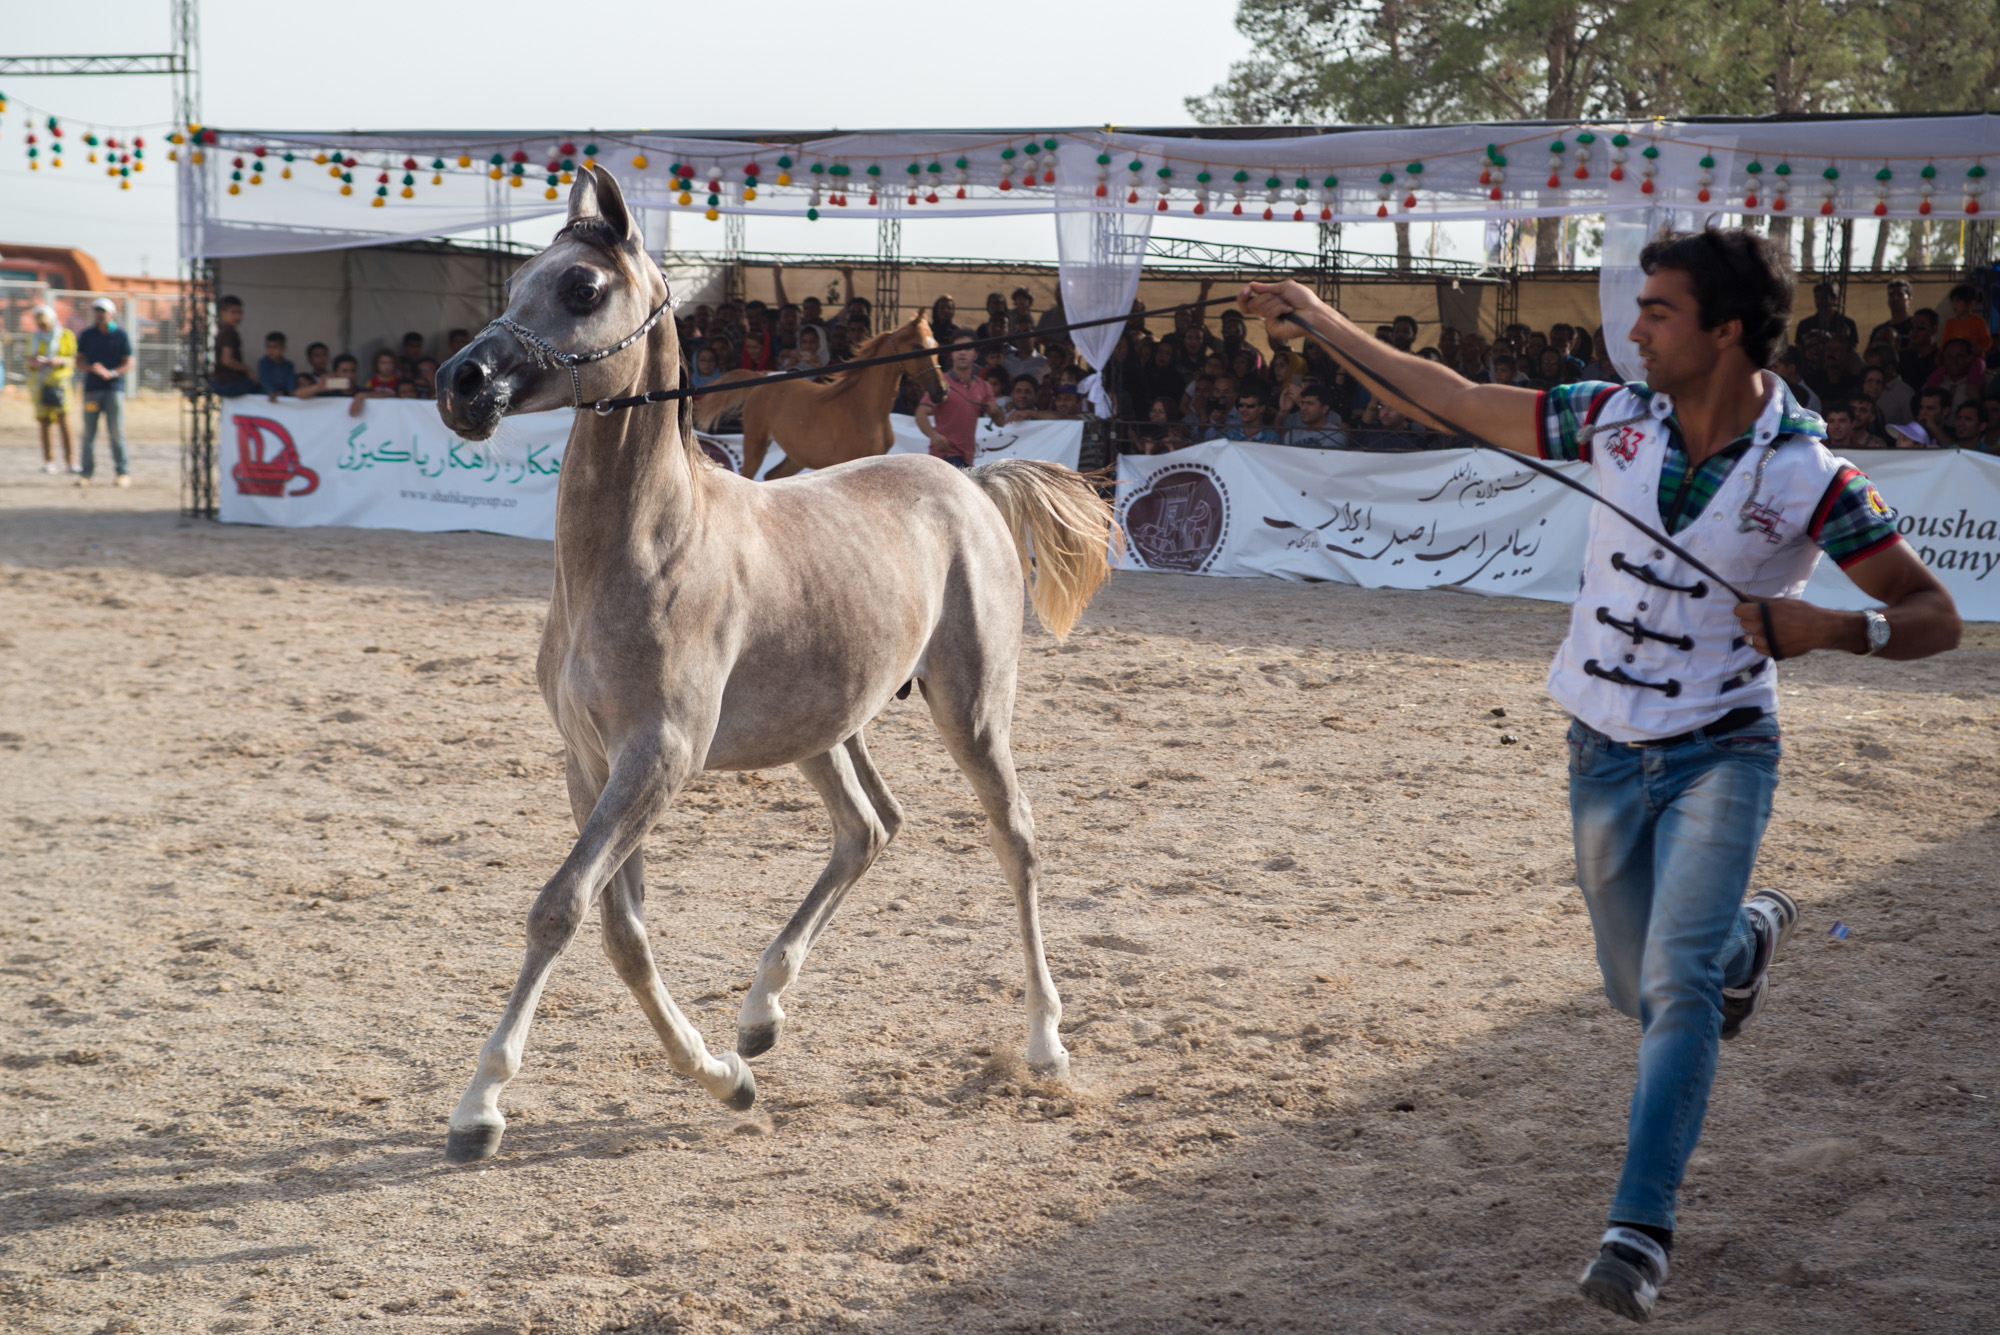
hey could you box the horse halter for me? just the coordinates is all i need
[486,285,677,413]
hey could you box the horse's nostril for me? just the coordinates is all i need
[452,360,489,397]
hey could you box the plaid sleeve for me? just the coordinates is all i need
[1809,464,1902,569]
[1536,381,1624,461]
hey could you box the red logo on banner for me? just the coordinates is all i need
[230,416,320,497]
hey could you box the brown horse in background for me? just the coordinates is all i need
[694,316,946,479]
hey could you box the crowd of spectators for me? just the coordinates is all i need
[205,269,1995,453]
[208,294,472,418]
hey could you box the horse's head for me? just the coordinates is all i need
[898,314,947,403]
[437,166,673,441]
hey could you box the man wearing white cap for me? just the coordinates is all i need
[25,305,76,474]
[76,297,134,487]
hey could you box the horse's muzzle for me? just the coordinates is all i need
[435,338,515,441]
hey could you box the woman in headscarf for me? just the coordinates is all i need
[780,324,830,372]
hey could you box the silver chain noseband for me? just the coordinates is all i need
[487,289,676,412]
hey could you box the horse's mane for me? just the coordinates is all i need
[817,317,932,400]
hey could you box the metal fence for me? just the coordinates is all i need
[1,280,187,393]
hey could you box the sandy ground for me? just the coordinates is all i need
[2,415,1998,1334]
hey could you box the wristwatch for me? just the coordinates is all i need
[1861,609,1890,656]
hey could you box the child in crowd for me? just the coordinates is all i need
[365,350,401,395]
[258,332,298,399]
[1941,284,1992,358]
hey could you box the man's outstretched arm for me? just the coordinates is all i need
[1239,280,1543,455]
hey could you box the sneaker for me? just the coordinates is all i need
[115,474,132,488]
[1579,1226,1669,1322]
[42,461,60,474]
[75,476,92,488]
[1721,887,1798,1040]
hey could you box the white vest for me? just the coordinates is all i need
[1547,374,1851,743]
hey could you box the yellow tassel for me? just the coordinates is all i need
[457,154,472,168]
[678,191,692,206]
[559,171,572,184]
[744,186,757,201]
[89,151,98,163]
[168,149,178,163]
[315,152,328,164]
[544,186,558,199]
[489,167,502,180]
[107,166,118,178]
[330,165,343,178]
[508,175,521,188]
[191,151,203,164]
[280,166,290,179]
[431,173,442,185]
[29,161,38,171]
[250,173,262,185]
[705,207,719,221]
[339,183,352,196]
[583,156,595,169]
[371,196,385,208]
[777,171,791,185]
[401,186,414,199]
[133,161,144,173]
[228,182,240,195]
[119,179,129,191]
[632,153,649,169]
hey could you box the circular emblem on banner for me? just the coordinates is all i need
[1121,463,1229,573]
[695,433,740,473]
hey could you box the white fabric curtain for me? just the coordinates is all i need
[1054,169,1152,418]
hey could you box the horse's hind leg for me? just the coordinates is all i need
[738,733,904,1058]
[923,682,1068,1079]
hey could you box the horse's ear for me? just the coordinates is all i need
[566,165,636,242]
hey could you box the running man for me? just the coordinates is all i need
[1239,229,1961,1322]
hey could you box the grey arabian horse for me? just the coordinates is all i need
[433,166,1119,1162]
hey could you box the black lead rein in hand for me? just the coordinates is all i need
[1279,310,1786,660]
[578,295,1249,415]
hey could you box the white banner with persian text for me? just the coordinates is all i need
[218,399,1082,540]
[1116,443,2000,622]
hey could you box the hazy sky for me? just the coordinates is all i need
[2,0,1413,278]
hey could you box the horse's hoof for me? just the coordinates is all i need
[1029,1050,1072,1082]
[720,1051,757,1113]
[444,1125,504,1163]
[737,1018,782,1060]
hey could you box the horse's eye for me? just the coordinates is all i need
[574,283,601,304]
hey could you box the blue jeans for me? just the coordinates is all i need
[1567,714,1779,1232]
[80,387,126,478]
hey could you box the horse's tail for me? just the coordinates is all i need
[690,370,763,430]
[970,459,1123,641]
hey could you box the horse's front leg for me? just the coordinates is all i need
[444,732,733,1161]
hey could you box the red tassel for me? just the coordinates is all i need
[1744,192,1758,208]
[1319,206,1331,220]
[1640,178,1654,194]
[1478,167,1491,185]
[1292,208,1304,221]
[999,177,1012,191]
[1697,187,1710,202]
[1773,194,1786,211]
[1819,199,1833,215]
[1377,203,1389,217]
[1094,182,1106,197]
[1402,193,1416,208]
[907,192,917,205]
[867,192,878,206]
[1610,166,1624,181]
[1042,169,1054,184]
[1193,201,1205,215]
[1157,198,1168,212]
[1918,198,1931,215]
[1547,173,1561,188]
[1574,166,1589,180]
[1970,200,1983,215]
[926,191,938,204]
[1262,206,1273,220]
[956,186,966,199]
[1231,201,1242,215]
[1873,201,1888,216]
[1490,187,1502,201]
[1128,189,1139,204]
